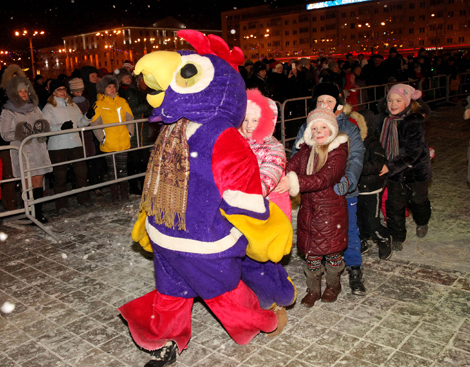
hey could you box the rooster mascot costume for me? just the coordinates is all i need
[118,30,295,367]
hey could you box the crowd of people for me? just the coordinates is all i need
[0,41,445,367]
[0,61,153,222]
[239,47,470,108]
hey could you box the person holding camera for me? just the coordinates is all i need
[42,79,93,214]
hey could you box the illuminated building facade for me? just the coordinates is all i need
[222,0,470,60]
[35,18,220,77]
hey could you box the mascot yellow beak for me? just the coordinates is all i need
[135,51,182,108]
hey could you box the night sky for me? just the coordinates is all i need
[0,0,308,51]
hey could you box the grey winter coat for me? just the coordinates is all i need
[0,95,52,178]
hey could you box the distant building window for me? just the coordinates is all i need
[419,15,425,20]
[320,16,325,20]
[312,27,317,32]
[285,31,289,36]
[342,13,346,18]
[459,36,465,42]
[448,11,453,17]
[351,35,356,40]
[299,15,309,22]
[248,23,257,29]
[420,1,426,7]
[447,38,453,43]
[312,16,317,21]
[350,11,355,17]
[300,27,309,33]
[419,40,425,45]
[419,27,425,33]
[350,23,356,29]
[293,30,297,35]
[447,24,453,30]
[286,41,290,46]
[409,28,414,34]
[460,10,466,16]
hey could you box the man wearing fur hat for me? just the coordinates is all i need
[91,75,134,203]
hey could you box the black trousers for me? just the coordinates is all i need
[357,191,389,242]
[49,147,90,210]
[386,180,431,242]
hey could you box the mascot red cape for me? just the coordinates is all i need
[118,30,295,367]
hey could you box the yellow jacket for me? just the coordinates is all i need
[91,94,134,152]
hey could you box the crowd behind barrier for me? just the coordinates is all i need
[277,72,470,153]
[1,50,470,239]
[0,119,152,240]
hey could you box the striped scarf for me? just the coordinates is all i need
[380,106,411,160]
[140,118,190,231]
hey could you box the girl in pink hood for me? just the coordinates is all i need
[238,88,295,338]
[239,89,292,219]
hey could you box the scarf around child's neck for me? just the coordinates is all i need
[380,104,411,160]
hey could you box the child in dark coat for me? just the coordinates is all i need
[377,84,432,250]
[355,109,392,260]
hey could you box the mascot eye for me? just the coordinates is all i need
[171,54,215,94]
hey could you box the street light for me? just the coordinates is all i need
[15,29,44,78]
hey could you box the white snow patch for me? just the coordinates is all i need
[61,253,68,259]
[1,302,15,314]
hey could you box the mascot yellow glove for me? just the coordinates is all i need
[222,201,293,263]
[131,210,152,252]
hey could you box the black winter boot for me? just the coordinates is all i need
[360,239,370,254]
[377,238,392,260]
[110,184,120,204]
[32,188,48,224]
[348,266,366,296]
[120,181,129,201]
[145,341,177,367]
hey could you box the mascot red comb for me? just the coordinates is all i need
[118,30,294,367]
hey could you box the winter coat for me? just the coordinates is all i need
[247,75,270,97]
[292,104,366,199]
[91,93,134,153]
[354,109,386,194]
[244,135,292,220]
[119,84,153,149]
[42,96,91,151]
[375,98,432,184]
[286,136,349,256]
[0,77,52,177]
[81,66,99,106]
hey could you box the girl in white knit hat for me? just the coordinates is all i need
[276,108,349,308]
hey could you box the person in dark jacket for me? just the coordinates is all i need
[247,61,270,97]
[278,108,349,308]
[355,109,392,260]
[115,68,153,195]
[377,84,432,251]
[81,66,100,107]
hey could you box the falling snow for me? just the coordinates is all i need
[0,232,8,241]
[1,302,15,314]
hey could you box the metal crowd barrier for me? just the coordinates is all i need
[277,73,470,153]
[0,118,152,241]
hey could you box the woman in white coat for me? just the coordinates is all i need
[42,79,93,214]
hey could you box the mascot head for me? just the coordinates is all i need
[135,30,247,128]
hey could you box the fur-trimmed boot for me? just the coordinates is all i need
[321,261,345,303]
[267,305,288,338]
[301,264,322,308]
[32,187,48,224]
